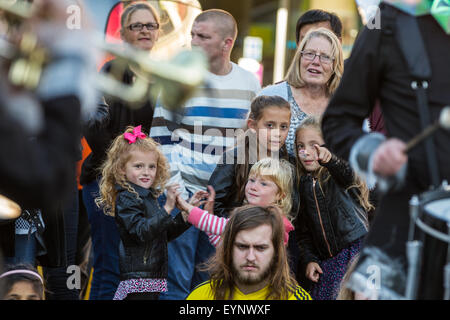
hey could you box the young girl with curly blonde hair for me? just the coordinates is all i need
[96,126,190,300]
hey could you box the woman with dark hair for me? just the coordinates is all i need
[81,1,161,300]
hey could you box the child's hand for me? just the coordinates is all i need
[176,194,193,213]
[189,190,209,207]
[176,194,193,222]
[306,262,323,282]
[164,184,181,214]
[314,144,332,164]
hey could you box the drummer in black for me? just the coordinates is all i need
[321,2,450,299]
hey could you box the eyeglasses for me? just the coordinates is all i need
[127,22,159,32]
[300,51,334,64]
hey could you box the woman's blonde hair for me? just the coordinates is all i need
[96,126,169,216]
[294,116,374,212]
[285,27,344,96]
[120,1,161,33]
[246,158,295,220]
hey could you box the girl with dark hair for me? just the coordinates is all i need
[208,95,293,218]
[294,116,371,300]
[0,264,45,300]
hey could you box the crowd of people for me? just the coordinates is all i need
[0,0,449,302]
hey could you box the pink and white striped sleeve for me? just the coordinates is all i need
[187,207,229,247]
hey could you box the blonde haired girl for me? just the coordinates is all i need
[97,126,190,300]
[177,158,296,248]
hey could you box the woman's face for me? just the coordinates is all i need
[121,9,159,51]
[299,36,334,88]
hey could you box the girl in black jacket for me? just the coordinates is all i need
[208,95,293,218]
[294,116,372,300]
[96,126,190,300]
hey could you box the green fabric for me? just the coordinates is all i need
[384,0,433,16]
[431,0,450,33]
[383,0,450,33]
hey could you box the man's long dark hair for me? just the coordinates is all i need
[202,205,298,300]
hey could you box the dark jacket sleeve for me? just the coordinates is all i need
[115,191,179,244]
[208,151,238,217]
[0,95,81,209]
[321,25,383,161]
[166,212,191,242]
[295,199,320,267]
[321,155,355,190]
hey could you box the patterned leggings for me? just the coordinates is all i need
[310,238,363,300]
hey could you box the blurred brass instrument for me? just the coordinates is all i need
[0,1,207,220]
[97,42,207,110]
[0,1,208,110]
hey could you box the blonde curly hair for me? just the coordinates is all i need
[96,126,169,216]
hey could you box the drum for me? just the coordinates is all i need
[407,185,450,299]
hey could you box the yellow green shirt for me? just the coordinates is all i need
[186,280,312,300]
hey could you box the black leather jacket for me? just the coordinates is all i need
[208,147,299,218]
[115,183,190,280]
[295,156,369,265]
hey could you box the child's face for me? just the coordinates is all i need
[248,106,290,155]
[4,281,42,300]
[296,127,325,172]
[122,149,158,189]
[245,175,280,207]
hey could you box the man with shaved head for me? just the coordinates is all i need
[150,9,261,300]
[190,9,238,75]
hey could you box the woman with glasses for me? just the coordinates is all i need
[258,28,344,158]
[80,1,161,300]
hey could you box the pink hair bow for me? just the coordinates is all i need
[124,125,147,144]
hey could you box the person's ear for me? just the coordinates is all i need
[247,118,257,132]
[223,37,233,52]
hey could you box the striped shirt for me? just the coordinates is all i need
[187,207,294,247]
[150,62,261,197]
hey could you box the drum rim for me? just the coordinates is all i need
[418,189,450,205]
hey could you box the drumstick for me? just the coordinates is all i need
[405,106,450,153]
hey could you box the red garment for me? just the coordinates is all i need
[368,100,388,134]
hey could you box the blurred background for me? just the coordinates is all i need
[83,0,370,87]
